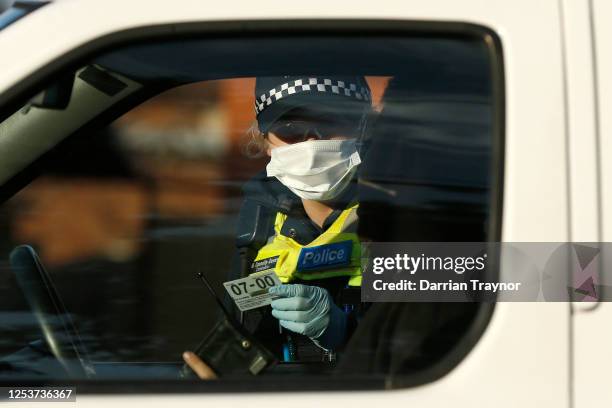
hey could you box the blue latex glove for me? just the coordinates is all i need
[269,284,347,351]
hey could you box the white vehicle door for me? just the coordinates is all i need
[0,1,571,407]
[572,0,612,406]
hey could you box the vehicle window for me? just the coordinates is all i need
[0,32,501,389]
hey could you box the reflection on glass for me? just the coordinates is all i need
[0,36,495,382]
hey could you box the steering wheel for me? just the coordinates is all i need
[9,245,95,378]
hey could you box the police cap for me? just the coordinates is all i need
[255,76,371,133]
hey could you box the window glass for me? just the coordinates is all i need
[0,33,500,387]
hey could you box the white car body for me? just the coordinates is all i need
[0,0,610,407]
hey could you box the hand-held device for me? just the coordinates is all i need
[179,272,277,378]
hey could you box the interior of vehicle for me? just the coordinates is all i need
[0,33,500,389]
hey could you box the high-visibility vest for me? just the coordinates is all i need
[251,203,362,287]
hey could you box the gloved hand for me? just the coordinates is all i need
[268,284,347,351]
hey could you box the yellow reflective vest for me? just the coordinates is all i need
[251,203,362,287]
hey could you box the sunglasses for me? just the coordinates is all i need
[268,119,361,142]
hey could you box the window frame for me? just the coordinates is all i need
[0,19,505,393]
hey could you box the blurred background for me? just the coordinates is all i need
[0,77,388,362]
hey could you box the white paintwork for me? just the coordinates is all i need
[593,1,612,244]
[572,0,612,407]
[561,0,600,244]
[1,0,603,406]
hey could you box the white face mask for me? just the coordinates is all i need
[266,139,361,201]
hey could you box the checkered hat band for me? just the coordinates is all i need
[254,78,371,115]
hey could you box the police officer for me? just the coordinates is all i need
[184,76,372,378]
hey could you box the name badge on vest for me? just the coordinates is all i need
[252,256,279,273]
[297,240,352,272]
